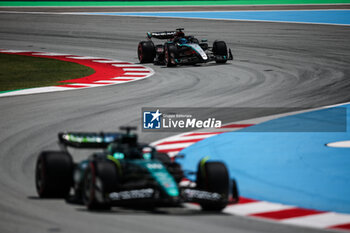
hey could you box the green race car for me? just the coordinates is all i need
[35,127,239,211]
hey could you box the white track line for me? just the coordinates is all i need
[66,56,103,60]
[155,142,195,151]
[93,80,130,84]
[327,140,350,148]
[0,86,73,97]
[224,202,295,216]
[92,60,124,63]
[67,83,106,87]
[31,52,71,56]
[112,64,145,67]
[150,133,217,146]
[122,68,150,71]
[123,72,151,75]
[281,212,350,228]
[90,13,350,27]
[0,50,27,53]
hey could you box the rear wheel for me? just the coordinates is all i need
[213,41,228,64]
[138,41,156,63]
[35,151,73,198]
[196,161,229,211]
[83,160,118,210]
[164,43,177,67]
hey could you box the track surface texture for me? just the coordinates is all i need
[1,4,350,12]
[0,11,350,233]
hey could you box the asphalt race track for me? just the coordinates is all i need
[0,12,350,233]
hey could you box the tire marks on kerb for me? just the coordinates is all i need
[151,124,350,232]
[0,50,154,97]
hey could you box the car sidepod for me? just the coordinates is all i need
[139,160,180,198]
[115,160,180,203]
[180,43,208,62]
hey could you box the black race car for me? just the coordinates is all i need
[35,127,239,211]
[137,28,233,67]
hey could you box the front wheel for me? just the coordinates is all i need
[213,41,228,64]
[83,160,118,210]
[196,161,229,211]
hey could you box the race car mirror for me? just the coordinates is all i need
[174,153,185,159]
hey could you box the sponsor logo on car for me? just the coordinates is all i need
[183,189,221,201]
[109,188,154,200]
[146,163,163,169]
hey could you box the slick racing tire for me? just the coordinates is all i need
[164,43,177,67]
[231,178,240,204]
[35,151,73,198]
[138,41,156,63]
[196,161,229,211]
[83,160,118,211]
[213,41,228,64]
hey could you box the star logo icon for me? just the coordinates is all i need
[143,109,162,129]
[150,109,162,122]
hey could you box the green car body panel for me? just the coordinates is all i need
[129,160,179,197]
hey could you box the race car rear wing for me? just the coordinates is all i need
[147,31,176,40]
[58,132,120,148]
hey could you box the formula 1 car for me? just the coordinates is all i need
[137,28,233,67]
[35,127,239,211]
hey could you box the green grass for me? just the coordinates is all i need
[0,53,95,92]
[1,0,350,7]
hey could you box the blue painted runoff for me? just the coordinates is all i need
[180,104,350,214]
[86,10,350,26]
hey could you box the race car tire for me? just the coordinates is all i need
[83,160,118,210]
[164,43,177,67]
[196,161,229,211]
[35,151,73,198]
[138,41,156,63]
[213,41,228,64]
[231,178,240,203]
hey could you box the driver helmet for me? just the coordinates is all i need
[179,38,187,44]
[175,31,185,38]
